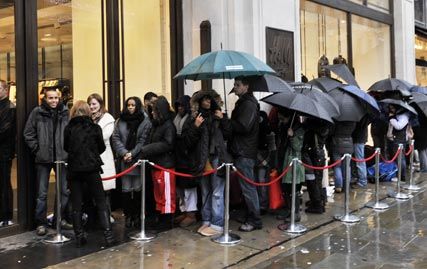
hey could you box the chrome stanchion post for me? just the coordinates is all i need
[286,158,307,234]
[44,161,71,244]
[404,140,421,191]
[213,163,241,245]
[366,148,389,210]
[129,160,156,241]
[393,144,409,200]
[334,154,360,223]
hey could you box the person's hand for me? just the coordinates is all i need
[287,128,294,137]
[214,110,223,119]
[194,113,205,127]
[124,152,132,162]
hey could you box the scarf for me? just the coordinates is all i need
[173,113,189,135]
[120,112,144,150]
[92,111,104,123]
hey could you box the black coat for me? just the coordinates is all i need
[414,117,427,150]
[328,121,356,156]
[224,93,259,160]
[352,115,371,144]
[0,98,15,161]
[64,116,106,173]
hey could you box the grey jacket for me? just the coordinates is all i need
[23,103,69,163]
[111,116,152,175]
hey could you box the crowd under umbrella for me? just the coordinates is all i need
[308,76,343,92]
[379,98,418,116]
[327,88,367,122]
[368,78,413,100]
[337,85,381,116]
[409,92,427,118]
[290,82,340,119]
[260,91,334,124]
[324,64,359,87]
[248,74,294,93]
[174,49,276,113]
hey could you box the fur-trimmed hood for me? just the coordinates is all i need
[190,89,223,118]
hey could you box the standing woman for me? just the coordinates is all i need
[64,101,114,247]
[112,97,151,228]
[87,93,116,221]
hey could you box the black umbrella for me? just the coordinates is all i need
[379,99,418,116]
[328,88,367,122]
[261,92,333,123]
[409,92,427,118]
[324,64,359,87]
[368,78,413,99]
[290,82,340,119]
[250,74,294,93]
[308,77,343,92]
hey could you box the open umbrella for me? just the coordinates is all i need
[174,50,276,113]
[324,64,359,87]
[328,88,367,122]
[261,92,333,123]
[409,92,427,118]
[249,74,294,93]
[308,77,343,92]
[338,85,380,115]
[379,99,418,116]
[368,78,412,98]
[291,82,340,119]
[410,86,427,95]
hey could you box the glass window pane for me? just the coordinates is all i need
[352,15,391,90]
[415,0,425,25]
[300,0,348,80]
[367,0,389,13]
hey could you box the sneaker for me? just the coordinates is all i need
[200,226,222,237]
[110,215,115,224]
[238,222,262,232]
[36,225,47,236]
[197,224,209,234]
[60,219,73,230]
[0,220,13,227]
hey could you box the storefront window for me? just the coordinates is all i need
[300,0,348,80]
[415,0,426,27]
[416,35,427,86]
[351,15,391,90]
[349,0,390,13]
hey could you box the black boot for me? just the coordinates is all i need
[132,191,142,228]
[98,210,115,247]
[156,213,173,232]
[305,179,324,214]
[122,192,133,228]
[276,193,291,220]
[72,212,87,248]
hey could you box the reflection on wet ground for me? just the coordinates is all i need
[0,173,426,268]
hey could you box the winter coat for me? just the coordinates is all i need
[223,93,259,160]
[111,115,152,176]
[23,103,69,163]
[141,97,176,168]
[329,121,356,157]
[97,113,117,190]
[64,116,105,173]
[0,98,16,161]
[414,117,427,150]
[352,115,371,144]
[278,123,305,184]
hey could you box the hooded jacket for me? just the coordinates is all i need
[141,96,176,168]
[23,101,69,163]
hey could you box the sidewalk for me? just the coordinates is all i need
[41,173,427,269]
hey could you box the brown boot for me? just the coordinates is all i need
[174,212,187,224]
[179,212,197,228]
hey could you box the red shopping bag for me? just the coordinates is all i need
[269,169,285,210]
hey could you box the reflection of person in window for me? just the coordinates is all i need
[0,80,16,227]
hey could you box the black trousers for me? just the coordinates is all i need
[0,160,13,221]
[69,171,108,215]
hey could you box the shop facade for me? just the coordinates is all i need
[415,0,427,86]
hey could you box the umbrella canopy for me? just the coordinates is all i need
[291,82,340,119]
[338,85,380,115]
[409,92,427,118]
[174,50,276,80]
[368,78,413,98]
[328,88,367,122]
[308,77,343,92]
[410,86,427,95]
[260,92,333,123]
[324,64,359,87]
[379,99,418,116]
[250,74,294,93]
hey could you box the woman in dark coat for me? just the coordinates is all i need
[64,100,114,248]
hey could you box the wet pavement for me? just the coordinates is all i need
[1,172,426,269]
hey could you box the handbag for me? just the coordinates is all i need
[269,169,285,210]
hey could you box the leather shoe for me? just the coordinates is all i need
[238,222,262,232]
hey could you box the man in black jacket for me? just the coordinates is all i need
[221,76,262,232]
[0,80,15,227]
[24,88,71,236]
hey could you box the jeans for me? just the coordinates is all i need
[0,161,13,221]
[333,153,347,189]
[388,142,406,180]
[200,159,224,230]
[353,143,367,187]
[35,163,69,226]
[234,157,262,227]
[254,165,269,210]
[419,149,427,172]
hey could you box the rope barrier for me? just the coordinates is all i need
[232,163,292,187]
[100,160,142,181]
[405,145,414,157]
[149,162,225,178]
[300,156,344,170]
[351,151,377,163]
[380,148,402,164]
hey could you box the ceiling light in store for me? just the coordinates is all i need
[40,37,57,42]
[44,33,52,37]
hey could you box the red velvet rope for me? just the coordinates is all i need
[405,145,414,157]
[149,163,222,178]
[300,158,343,170]
[351,151,377,163]
[100,162,140,181]
[233,164,292,186]
[380,148,402,164]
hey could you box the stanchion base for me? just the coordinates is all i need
[212,233,241,245]
[44,233,71,244]
[391,192,410,200]
[403,184,422,191]
[286,223,307,234]
[334,214,360,223]
[366,201,390,210]
[129,231,156,241]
